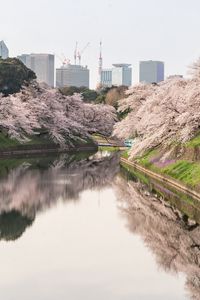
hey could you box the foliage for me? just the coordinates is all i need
[105,86,127,109]
[0,81,117,146]
[95,93,106,104]
[0,58,36,95]
[114,76,200,158]
[60,85,127,108]
[82,88,98,102]
[95,85,127,108]
[59,86,98,102]
[186,134,200,147]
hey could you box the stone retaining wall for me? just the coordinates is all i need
[120,157,200,202]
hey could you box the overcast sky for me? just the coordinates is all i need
[1,0,200,87]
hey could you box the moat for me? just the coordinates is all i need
[0,151,198,299]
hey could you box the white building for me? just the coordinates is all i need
[56,64,89,88]
[101,64,132,87]
[112,64,132,86]
[18,53,55,87]
[0,41,9,59]
[140,61,164,84]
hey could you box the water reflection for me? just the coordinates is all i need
[0,152,120,241]
[0,151,199,299]
[115,170,200,300]
[0,210,33,241]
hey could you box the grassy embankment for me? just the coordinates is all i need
[120,161,200,223]
[126,134,200,190]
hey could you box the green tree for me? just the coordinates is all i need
[59,86,81,96]
[0,58,36,95]
[59,86,98,102]
[81,88,98,102]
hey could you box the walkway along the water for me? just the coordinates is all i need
[120,157,200,202]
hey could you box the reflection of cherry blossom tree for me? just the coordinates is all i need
[0,152,120,220]
[113,76,200,158]
[0,82,117,146]
[114,175,200,299]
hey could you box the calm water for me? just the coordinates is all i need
[0,151,197,299]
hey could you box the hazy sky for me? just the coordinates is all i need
[1,0,200,87]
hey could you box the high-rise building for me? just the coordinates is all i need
[0,40,9,59]
[139,61,164,83]
[101,68,112,87]
[101,64,132,87]
[112,64,132,86]
[18,53,55,87]
[17,54,29,65]
[56,64,89,88]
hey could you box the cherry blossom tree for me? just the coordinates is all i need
[0,81,117,146]
[113,76,200,158]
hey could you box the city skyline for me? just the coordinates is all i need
[1,0,200,87]
[139,61,164,83]
[18,53,55,87]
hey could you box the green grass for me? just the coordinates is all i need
[0,133,20,148]
[134,147,200,188]
[121,134,200,190]
[136,149,158,168]
[139,154,200,188]
[98,146,120,152]
[162,160,200,187]
[121,150,129,159]
[186,134,200,147]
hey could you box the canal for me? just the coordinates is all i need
[0,151,198,299]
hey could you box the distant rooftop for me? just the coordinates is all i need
[140,60,164,64]
[0,40,8,47]
[112,63,131,68]
[58,64,88,70]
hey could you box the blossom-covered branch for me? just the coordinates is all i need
[0,81,117,146]
[113,77,200,157]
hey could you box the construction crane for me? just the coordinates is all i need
[61,53,70,65]
[74,41,78,65]
[77,42,90,66]
[55,53,70,67]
